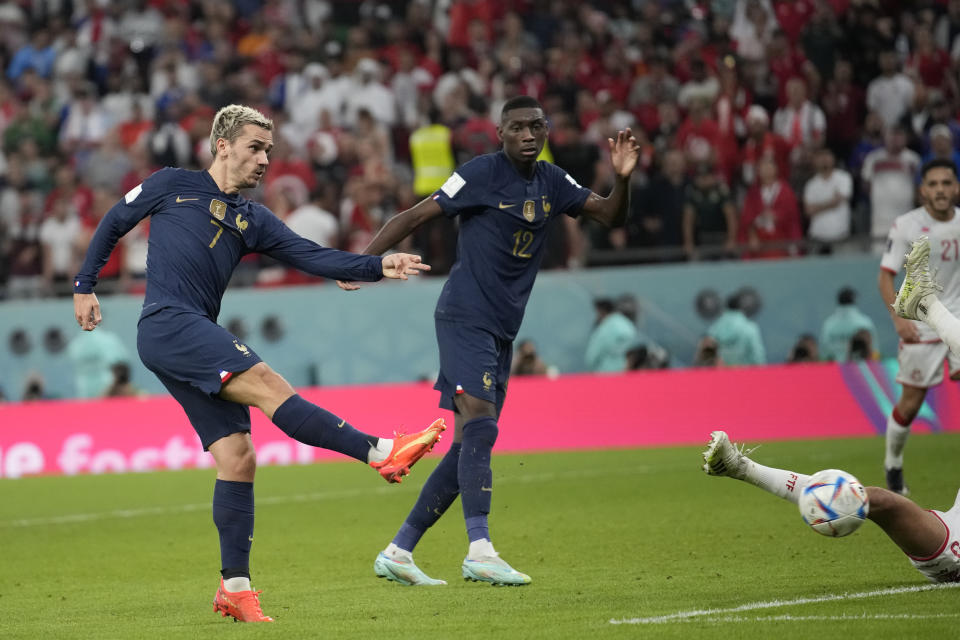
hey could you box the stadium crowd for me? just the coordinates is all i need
[0,0,958,299]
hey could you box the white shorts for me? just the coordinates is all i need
[896,341,960,388]
[909,491,960,583]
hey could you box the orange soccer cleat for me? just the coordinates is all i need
[371,418,446,483]
[213,578,274,623]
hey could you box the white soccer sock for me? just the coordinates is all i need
[384,542,412,561]
[467,538,496,560]
[223,576,251,592]
[885,416,910,469]
[740,459,811,505]
[921,296,960,358]
[367,438,393,464]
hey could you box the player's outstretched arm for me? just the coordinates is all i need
[579,128,641,228]
[381,253,431,280]
[338,198,444,290]
[74,293,102,331]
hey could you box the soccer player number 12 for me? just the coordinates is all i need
[512,230,533,258]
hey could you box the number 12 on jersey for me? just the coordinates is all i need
[512,229,533,258]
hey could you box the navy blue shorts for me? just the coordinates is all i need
[137,309,262,449]
[433,317,512,415]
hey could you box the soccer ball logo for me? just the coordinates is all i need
[798,469,870,537]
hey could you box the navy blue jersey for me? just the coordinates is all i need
[431,152,590,339]
[75,168,383,321]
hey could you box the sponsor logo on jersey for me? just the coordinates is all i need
[210,199,227,220]
[498,201,515,209]
[235,213,248,232]
[176,195,199,203]
[523,200,535,222]
[482,371,494,391]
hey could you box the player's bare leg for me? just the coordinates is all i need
[865,487,947,558]
[220,362,444,482]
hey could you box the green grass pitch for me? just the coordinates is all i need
[1,433,958,639]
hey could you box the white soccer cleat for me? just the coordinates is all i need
[894,236,942,321]
[701,430,752,479]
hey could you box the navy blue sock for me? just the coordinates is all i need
[272,394,373,462]
[213,479,254,578]
[393,442,462,552]
[459,417,498,542]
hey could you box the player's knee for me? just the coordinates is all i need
[221,447,257,480]
[463,418,498,447]
[455,394,497,421]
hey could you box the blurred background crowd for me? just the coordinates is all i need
[1,0,958,298]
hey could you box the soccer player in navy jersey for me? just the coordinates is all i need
[72,104,446,622]
[339,95,641,585]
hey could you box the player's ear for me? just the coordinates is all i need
[495,125,504,142]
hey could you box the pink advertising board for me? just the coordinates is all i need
[0,362,954,478]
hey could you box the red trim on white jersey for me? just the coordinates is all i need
[881,266,898,274]
[908,510,950,562]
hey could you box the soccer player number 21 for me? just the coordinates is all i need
[512,230,533,258]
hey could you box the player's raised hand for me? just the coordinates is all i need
[381,253,431,281]
[74,293,102,331]
[608,128,641,179]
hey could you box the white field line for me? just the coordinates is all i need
[609,582,960,625]
[703,614,960,623]
[0,465,641,529]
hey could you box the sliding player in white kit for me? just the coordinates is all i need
[877,159,960,497]
[702,430,960,583]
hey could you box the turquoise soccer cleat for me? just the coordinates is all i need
[374,552,447,586]
[461,554,531,586]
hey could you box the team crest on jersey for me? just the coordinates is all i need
[234,340,250,356]
[209,199,226,220]
[541,195,551,213]
[523,200,535,222]
[482,371,494,391]
[235,213,248,232]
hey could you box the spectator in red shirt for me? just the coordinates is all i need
[44,164,94,227]
[767,30,814,107]
[740,105,791,189]
[677,97,722,171]
[822,59,865,162]
[907,25,954,95]
[740,156,803,259]
[773,0,816,46]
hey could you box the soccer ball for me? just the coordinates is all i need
[798,469,870,537]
